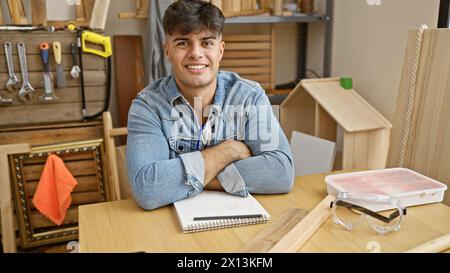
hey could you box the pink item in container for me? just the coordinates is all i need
[325,168,447,211]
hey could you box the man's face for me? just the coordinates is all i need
[164,30,225,92]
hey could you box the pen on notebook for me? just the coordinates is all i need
[193,214,264,221]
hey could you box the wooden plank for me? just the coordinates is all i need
[31,206,78,229]
[301,79,392,132]
[136,0,149,18]
[387,29,450,206]
[240,208,308,252]
[116,145,132,199]
[239,74,271,83]
[23,151,94,165]
[31,0,47,26]
[29,191,100,209]
[223,66,270,74]
[22,160,98,181]
[0,2,4,25]
[113,36,144,142]
[26,176,100,196]
[260,0,272,9]
[103,112,121,201]
[76,0,87,22]
[367,128,390,169]
[268,195,334,253]
[0,122,103,146]
[83,0,96,22]
[405,233,450,253]
[0,54,105,73]
[223,34,271,42]
[0,144,31,253]
[280,86,317,141]
[89,0,111,30]
[0,70,106,90]
[225,42,271,50]
[223,50,270,58]
[270,24,275,90]
[315,103,337,142]
[210,0,222,10]
[0,32,77,53]
[221,58,270,67]
[6,0,28,24]
[0,102,105,126]
[0,87,106,106]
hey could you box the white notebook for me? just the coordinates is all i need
[173,191,270,233]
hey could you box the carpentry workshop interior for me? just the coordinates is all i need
[0,0,450,257]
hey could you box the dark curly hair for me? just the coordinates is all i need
[163,0,225,37]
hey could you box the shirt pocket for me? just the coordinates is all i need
[168,136,199,154]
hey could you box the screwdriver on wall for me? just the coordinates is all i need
[39,43,57,101]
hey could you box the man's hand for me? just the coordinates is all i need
[201,140,252,186]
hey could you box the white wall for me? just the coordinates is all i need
[331,0,440,121]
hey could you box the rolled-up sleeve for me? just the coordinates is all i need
[179,151,205,193]
[126,97,204,210]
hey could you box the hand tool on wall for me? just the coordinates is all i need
[17,42,35,102]
[70,42,81,79]
[77,30,112,119]
[39,42,57,101]
[53,42,67,88]
[4,42,20,92]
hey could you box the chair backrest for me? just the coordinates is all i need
[221,27,275,91]
[103,112,129,201]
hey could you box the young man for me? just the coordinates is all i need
[126,0,294,210]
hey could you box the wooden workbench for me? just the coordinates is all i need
[79,172,450,253]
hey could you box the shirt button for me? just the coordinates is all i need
[179,112,183,118]
[178,146,184,151]
[211,124,215,133]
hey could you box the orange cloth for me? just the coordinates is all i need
[32,154,78,226]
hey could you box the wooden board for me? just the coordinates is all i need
[0,31,108,126]
[31,0,47,26]
[113,36,144,144]
[0,120,103,146]
[6,0,28,24]
[221,34,274,91]
[89,0,111,30]
[0,3,4,25]
[240,208,308,252]
[387,29,450,206]
[0,144,31,253]
[268,194,334,253]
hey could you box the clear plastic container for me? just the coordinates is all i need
[325,168,447,211]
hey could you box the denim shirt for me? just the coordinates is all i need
[126,71,294,210]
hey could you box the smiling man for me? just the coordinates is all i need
[126,0,294,210]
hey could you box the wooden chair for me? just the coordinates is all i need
[103,112,131,201]
[221,25,276,91]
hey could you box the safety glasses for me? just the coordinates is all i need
[330,192,407,235]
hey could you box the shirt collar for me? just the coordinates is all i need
[167,73,226,110]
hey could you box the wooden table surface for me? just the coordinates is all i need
[79,172,450,253]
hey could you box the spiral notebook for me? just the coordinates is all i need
[173,191,270,233]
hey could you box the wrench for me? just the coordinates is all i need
[17,42,35,102]
[0,94,13,105]
[4,42,20,92]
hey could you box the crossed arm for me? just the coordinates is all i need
[126,93,293,211]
